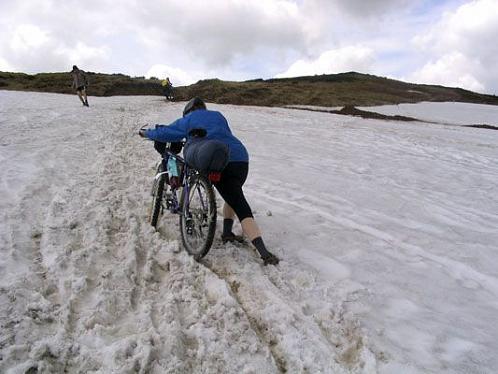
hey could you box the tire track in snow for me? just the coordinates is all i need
[201,242,377,373]
[202,254,288,373]
[249,181,498,299]
[8,103,279,372]
[2,95,378,373]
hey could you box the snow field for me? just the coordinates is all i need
[222,102,498,373]
[2,91,498,373]
[1,92,376,373]
[359,101,498,126]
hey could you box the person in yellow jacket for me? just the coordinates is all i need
[161,77,173,101]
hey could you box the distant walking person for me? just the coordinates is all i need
[71,65,89,107]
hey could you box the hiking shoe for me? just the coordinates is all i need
[221,233,245,244]
[262,253,279,266]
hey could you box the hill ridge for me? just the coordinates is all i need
[1,70,497,107]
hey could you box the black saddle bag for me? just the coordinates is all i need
[184,138,229,173]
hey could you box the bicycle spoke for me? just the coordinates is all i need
[180,175,217,259]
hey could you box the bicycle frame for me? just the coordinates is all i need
[146,135,218,259]
[158,148,209,216]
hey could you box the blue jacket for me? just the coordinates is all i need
[145,109,249,162]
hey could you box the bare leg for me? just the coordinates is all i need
[77,91,85,104]
[82,88,88,105]
[223,203,236,220]
[223,200,279,264]
[221,205,260,240]
[240,217,261,242]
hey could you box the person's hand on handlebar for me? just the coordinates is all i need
[138,128,147,138]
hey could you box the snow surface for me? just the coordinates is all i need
[359,102,498,126]
[1,91,498,373]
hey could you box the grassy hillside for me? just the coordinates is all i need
[174,73,498,106]
[1,70,497,107]
[0,71,163,96]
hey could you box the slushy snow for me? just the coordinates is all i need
[1,91,497,373]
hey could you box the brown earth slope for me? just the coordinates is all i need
[174,73,498,107]
[0,71,164,97]
[1,71,497,107]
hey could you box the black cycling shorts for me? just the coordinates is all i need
[76,85,86,92]
[153,141,183,155]
[214,162,253,221]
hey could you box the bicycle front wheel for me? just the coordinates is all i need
[179,174,217,260]
[150,168,166,229]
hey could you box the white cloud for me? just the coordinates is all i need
[55,42,110,71]
[0,0,497,94]
[416,0,498,54]
[0,56,12,71]
[410,52,485,92]
[0,6,112,73]
[0,0,311,78]
[411,0,498,93]
[10,24,50,52]
[308,0,413,17]
[133,0,306,67]
[276,46,374,78]
[145,64,199,86]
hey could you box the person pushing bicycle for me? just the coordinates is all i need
[139,98,279,265]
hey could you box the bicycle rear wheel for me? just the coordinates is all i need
[150,165,166,228]
[179,174,217,260]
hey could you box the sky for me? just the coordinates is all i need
[0,0,497,94]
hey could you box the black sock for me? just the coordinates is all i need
[223,219,234,236]
[251,237,272,258]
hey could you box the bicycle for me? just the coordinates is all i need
[146,137,220,260]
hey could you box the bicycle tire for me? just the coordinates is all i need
[150,173,166,229]
[179,174,217,260]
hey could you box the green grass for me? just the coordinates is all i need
[0,71,163,96]
[174,72,498,106]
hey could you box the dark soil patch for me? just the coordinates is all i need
[464,124,498,130]
[332,105,418,121]
[287,105,419,122]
